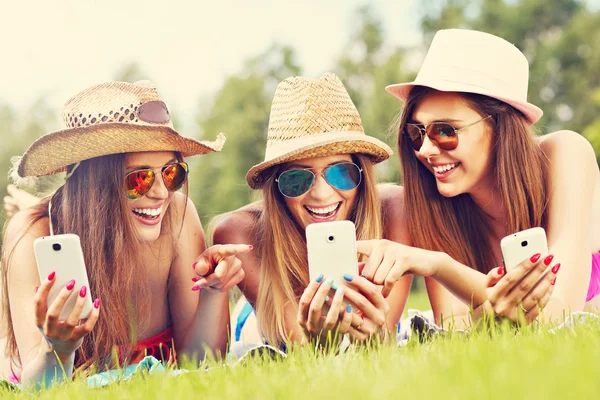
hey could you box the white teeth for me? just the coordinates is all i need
[133,208,161,216]
[432,163,458,173]
[306,203,339,214]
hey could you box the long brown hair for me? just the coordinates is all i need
[1,152,184,372]
[398,87,548,273]
[254,154,383,345]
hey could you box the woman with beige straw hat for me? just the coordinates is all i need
[359,28,600,327]
[1,80,250,387]
[213,73,494,347]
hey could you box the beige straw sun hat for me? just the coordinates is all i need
[246,73,393,189]
[385,29,543,124]
[14,80,225,178]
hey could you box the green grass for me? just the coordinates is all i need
[3,316,599,399]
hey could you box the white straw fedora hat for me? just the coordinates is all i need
[15,80,226,177]
[386,29,543,124]
[246,73,393,189]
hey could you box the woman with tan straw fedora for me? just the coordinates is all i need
[359,28,600,327]
[212,73,494,347]
[1,80,250,387]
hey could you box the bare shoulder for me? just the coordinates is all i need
[376,183,411,244]
[3,209,48,253]
[212,201,263,246]
[539,130,596,163]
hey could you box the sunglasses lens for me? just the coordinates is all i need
[125,170,155,199]
[405,125,424,150]
[324,163,362,191]
[430,123,459,150]
[162,162,188,191]
[277,169,314,197]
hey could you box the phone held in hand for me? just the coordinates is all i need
[306,220,358,288]
[500,227,549,271]
[33,234,94,321]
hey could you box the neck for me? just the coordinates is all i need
[469,178,505,223]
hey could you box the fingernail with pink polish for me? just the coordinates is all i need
[498,266,504,275]
[530,253,541,263]
[191,286,200,291]
[551,277,557,285]
[543,254,554,266]
[66,280,76,290]
[192,277,200,282]
[248,245,253,250]
[79,286,87,297]
[551,263,561,274]
[192,261,198,270]
[94,298,101,309]
[48,271,55,281]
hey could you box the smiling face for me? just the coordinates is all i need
[411,91,495,198]
[279,154,360,230]
[124,151,180,242]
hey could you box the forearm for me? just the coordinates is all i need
[432,253,488,308]
[181,291,230,361]
[20,342,74,389]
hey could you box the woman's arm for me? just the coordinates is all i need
[538,130,599,319]
[168,195,230,361]
[5,212,97,388]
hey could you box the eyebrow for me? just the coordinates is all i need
[125,158,177,173]
[286,160,350,169]
[410,118,465,125]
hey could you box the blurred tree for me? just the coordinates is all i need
[188,44,302,226]
[335,5,417,184]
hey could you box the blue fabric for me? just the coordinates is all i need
[235,301,255,342]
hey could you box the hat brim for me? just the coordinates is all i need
[17,123,226,177]
[385,80,543,125]
[246,132,393,190]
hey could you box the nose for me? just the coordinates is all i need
[417,134,441,158]
[146,172,169,200]
[307,173,334,200]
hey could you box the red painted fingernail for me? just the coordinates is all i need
[79,286,87,298]
[191,286,200,291]
[94,298,101,308]
[192,261,198,270]
[249,245,253,250]
[498,266,504,275]
[34,286,39,293]
[66,280,76,290]
[551,263,561,274]
[551,277,557,285]
[48,271,55,281]
[530,253,541,263]
[192,277,200,282]
[543,254,554,266]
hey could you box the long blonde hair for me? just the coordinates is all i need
[254,154,382,345]
[1,152,184,372]
[398,87,549,273]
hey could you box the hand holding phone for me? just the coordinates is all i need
[34,234,94,321]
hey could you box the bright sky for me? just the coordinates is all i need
[0,0,421,131]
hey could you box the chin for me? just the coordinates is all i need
[135,225,162,242]
[436,183,461,198]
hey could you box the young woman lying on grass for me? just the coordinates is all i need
[1,81,249,388]
[361,29,599,328]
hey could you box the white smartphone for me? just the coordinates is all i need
[500,227,549,271]
[306,221,358,289]
[33,234,94,321]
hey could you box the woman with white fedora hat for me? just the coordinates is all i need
[361,28,600,327]
[1,80,250,387]
[212,73,496,347]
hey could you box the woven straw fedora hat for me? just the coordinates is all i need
[246,73,393,189]
[15,80,226,177]
[385,29,543,124]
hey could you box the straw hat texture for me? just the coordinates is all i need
[246,73,393,189]
[15,80,225,177]
[385,29,543,124]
